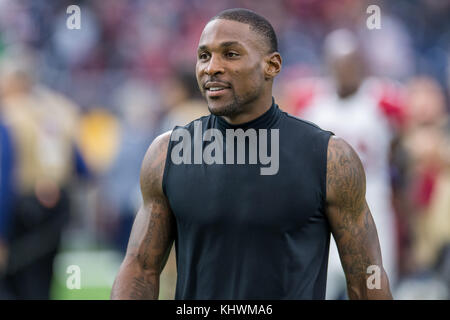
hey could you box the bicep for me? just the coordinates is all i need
[325,137,383,284]
[125,131,175,273]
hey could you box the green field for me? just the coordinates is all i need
[50,248,177,300]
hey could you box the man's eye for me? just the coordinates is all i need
[226,52,239,58]
[199,53,209,60]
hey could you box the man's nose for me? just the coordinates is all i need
[205,55,224,75]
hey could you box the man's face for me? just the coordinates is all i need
[196,19,267,117]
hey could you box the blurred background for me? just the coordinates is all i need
[0,0,449,300]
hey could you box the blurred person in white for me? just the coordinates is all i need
[298,29,403,299]
[0,45,85,299]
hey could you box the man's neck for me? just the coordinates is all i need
[221,95,273,125]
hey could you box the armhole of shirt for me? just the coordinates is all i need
[162,129,176,198]
[321,130,334,215]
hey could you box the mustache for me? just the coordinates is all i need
[203,77,232,89]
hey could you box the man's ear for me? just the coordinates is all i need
[264,52,282,80]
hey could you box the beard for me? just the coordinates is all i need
[206,85,262,118]
[207,94,242,117]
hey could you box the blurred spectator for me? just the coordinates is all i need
[77,108,120,176]
[0,116,14,277]
[97,80,162,252]
[297,29,404,298]
[75,107,120,242]
[0,45,83,299]
[159,69,208,132]
[401,76,450,273]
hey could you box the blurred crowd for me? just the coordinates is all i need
[0,0,449,299]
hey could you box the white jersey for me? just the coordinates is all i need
[298,77,399,295]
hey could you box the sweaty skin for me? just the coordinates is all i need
[110,18,393,300]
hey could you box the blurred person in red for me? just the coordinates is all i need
[296,29,405,299]
[0,45,86,299]
[392,76,450,299]
[401,76,450,275]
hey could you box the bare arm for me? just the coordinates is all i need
[325,136,393,299]
[110,131,175,299]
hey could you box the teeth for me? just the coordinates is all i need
[209,87,225,91]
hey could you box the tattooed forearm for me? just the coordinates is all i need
[129,276,157,299]
[326,137,392,299]
[111,265,159,300]
[136,200,175,272]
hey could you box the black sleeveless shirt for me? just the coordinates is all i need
[162,99,333,299]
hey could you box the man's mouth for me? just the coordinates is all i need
[208,87,227,92]
[204,82,231,97]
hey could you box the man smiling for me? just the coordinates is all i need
[111,8,393,300]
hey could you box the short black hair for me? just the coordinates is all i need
[210,8,278,53]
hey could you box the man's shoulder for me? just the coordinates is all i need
[173,114,212,132]
[151,113,212,157]
[280,109,334,137]
[140,131,173,195]
[143,131,172,170]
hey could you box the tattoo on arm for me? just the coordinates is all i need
[326,137,392,299]
[129,276,156,299]
[111,132,175,300]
